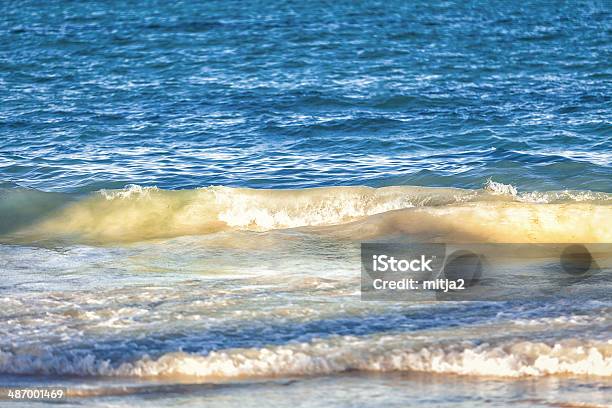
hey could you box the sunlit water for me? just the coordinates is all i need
[1,0,611,407]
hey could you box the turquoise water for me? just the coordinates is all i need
[0,1,611,407]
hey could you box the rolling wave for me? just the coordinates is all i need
[1,182,610,244]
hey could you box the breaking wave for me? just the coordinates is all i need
[1,182,610,243]
[1,337,610,379]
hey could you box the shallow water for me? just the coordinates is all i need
[1,222,611,406]
[1,0,611,407]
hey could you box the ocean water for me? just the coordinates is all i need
[1,0,611,407]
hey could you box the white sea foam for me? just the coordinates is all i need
[99,184,160,200]
[483,179,518,196]
[1,337,610,379]
[211,186,420,230]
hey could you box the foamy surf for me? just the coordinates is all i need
[1,182,610,243]
[1,336,610,379]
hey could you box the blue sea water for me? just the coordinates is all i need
[1,0,610,192]
[0,2,612,408]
